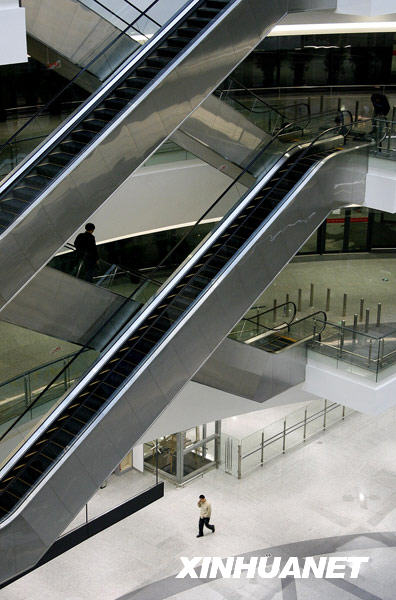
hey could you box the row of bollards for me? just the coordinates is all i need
[270,282,383,329]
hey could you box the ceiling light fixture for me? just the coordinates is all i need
[269,21,396,36]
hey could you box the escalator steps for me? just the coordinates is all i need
[0,5,339,518]
[0,0,231,231]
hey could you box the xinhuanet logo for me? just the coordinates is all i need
[176,556,369,579]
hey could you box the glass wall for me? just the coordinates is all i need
[232,32,396,90]
[299,208,396,255]
[144,422,221,485]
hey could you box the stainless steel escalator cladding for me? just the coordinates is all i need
[0,134,368,582]
[0,0,293,311]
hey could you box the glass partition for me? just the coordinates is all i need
[309,318,396,381]
[0,0,193,180]
[223,399,352,479]
[0,109,371,477]
[144,422,220,484]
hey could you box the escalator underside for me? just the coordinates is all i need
[0,0,291,310]
[0,134,366,582]
[0,143,348,516]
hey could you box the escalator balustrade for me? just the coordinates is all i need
[0,0,230,233]
[0,145,336,516]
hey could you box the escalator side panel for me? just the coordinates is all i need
[0,0,289,312]
[0,146,367,582]
[0,266,130,348]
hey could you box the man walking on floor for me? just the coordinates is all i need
[197,494,215,537]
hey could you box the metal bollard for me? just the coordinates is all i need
[342,293,347,317]
[309,283,314,307]
[353,313,358,343]
[273,299,277,321]
[355,100,359,121]
[359,298,364,322]
[376,303,382,327]
[326,288,331,312]
[365,308,370,333]
[368,339,373,368]
[298,288,302,312]
[339,319,345,357]
[285,293,289,315]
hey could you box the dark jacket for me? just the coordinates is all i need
[74,231,98,264]
[371,93,390,117]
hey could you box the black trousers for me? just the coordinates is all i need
[199,517,214,535]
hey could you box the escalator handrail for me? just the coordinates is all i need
[123,109,355,302]
[0,121,371,509]
[252,110,357,218]
[241,301,297,331]
[63,243,163,287]
[265,310,328,341]
[0,0,205,189]
[0,0,241,445]
[78,0,162,27]
[0,110,359,449]
[226,77,294,124]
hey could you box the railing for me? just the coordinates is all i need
[230,304,326,353]
[0,108,370,468]
[229,301,297,342]
[53,243,163,299]
[0,349,97,437]
[309,318,396,381]
[222,398,353,479]
[369,114,396,159]
[216,83,396,120]
[216,77,310,136]
[0,0,194,180]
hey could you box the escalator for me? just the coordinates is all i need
[0,0,292,310]
[0,115,370,580]
[241,310,327,353]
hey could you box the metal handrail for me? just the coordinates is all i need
[221,77,291,123]
[79,0,161,27]
[314,317,396,341]
[241,402,339,460]
[0,0,194,160]
[0,108,363,446]
[239,302,297,333]
[0,350,87,390]
[63,243,163,286]
[0,0,232,445]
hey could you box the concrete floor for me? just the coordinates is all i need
[2,397,396,599]
[255,254,396,328]
[1,255,395,387]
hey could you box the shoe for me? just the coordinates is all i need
[212,526,215,533]
[196,534,204,538]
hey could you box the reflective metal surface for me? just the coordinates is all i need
[22,0,133,80]
[0,0,290,313]
[0,267,130,348]
[0,139,368,582]
[176,93,270,171]
[194,336,307,401]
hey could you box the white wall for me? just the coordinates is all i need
[69,152,396,248]
[304,351,396,415]
[71,159,246,245]
[336,0,396,15]
[364,156,396,213]
[135,381,319,444]
[0,1,27,66]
